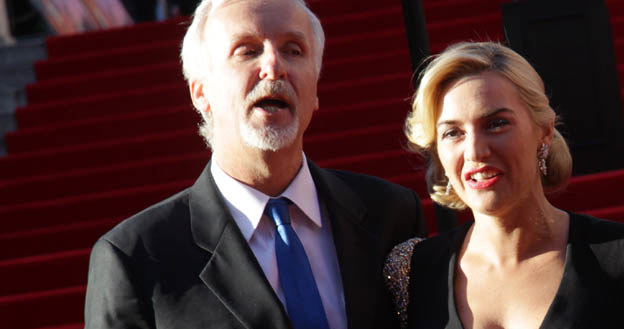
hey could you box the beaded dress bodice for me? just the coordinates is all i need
[383,237,423,329]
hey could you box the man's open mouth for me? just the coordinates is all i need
[253,97,291,113]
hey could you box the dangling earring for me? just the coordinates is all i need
[445,180,452,196]
[538,143,549,176]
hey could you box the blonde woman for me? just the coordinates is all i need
[385,42,624,329]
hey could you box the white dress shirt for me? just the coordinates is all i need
[211,155,347,329]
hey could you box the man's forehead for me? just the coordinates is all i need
[211,0,306,18]
[207,0,312,40]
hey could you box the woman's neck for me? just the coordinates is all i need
[466,198,569,267]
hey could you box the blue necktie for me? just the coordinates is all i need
[265,198,331,329]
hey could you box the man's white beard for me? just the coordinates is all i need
[240,119,299,151]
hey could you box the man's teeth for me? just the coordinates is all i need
[470,171,497,181]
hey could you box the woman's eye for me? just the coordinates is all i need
[442,129,461,139]
[487,119,509,131]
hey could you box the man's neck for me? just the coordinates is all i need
[214,142,304,197]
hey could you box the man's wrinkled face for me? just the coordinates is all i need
[196,0,319,153]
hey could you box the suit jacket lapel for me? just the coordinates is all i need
[308,160,380,329]
[189,163,292,329]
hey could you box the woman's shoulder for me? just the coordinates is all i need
[569,212,624,279]
[384,237,428,329]
[570,212,624,243]
[384,224,469,278]
[383,225,471,328]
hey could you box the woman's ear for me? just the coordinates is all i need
[541,117,555,146]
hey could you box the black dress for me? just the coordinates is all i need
[384,212,624,329]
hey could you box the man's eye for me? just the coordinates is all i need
[243,49,258,56]
[284,44,303,56]
[235,47,259,57]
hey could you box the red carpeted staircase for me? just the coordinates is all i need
[1,0,623,328]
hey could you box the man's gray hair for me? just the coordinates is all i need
[180,0,325,85]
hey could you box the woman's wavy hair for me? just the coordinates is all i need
[405,42,572,209]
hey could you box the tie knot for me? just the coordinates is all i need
[265,197,292,226]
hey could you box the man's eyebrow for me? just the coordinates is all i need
[229,33,256,44]
[282,31,307,43]
[230,31,307,42]
[436,108,514,128]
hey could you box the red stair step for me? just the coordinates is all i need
[7,106,196,153]
[308,0,405,18]
[35,323,84,329]
[320,5,404,38]
[615,39,624,65]
[26,62,184,104]
[45,17,188,58]
[35,40,180,81]
[0,286,85,329]
[0,218,121,261]
[423,0,505,23]
[0,153,207,206]
[0,249,90,296]
[606,0,624,17]
[0,180,192,234]
[549,168,624,213]
[1,129,206,180]
[585,204,624,223]
[426,13,504,50]
[323,27,409,61]
[15,83,190,129]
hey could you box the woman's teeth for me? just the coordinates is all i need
[470,171,498,181]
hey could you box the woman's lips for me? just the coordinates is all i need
[464,166,503,190]
[465,175,501,189]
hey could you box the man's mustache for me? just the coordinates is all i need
[246,80,296,111]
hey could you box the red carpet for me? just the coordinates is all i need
[1,0,623,327]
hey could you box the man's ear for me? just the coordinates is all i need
[314,96,319,112]
[190,80,210,114]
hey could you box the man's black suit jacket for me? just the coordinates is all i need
[84,159,426,329]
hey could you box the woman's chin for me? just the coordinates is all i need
[465,193,512,217]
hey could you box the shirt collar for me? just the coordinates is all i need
[210,153,322,242]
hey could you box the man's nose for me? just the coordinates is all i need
[464,132,491,162]
[259,46,287,80]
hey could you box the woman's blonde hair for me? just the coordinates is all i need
[405,42,572,209]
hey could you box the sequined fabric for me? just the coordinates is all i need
[383,237,423,329]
